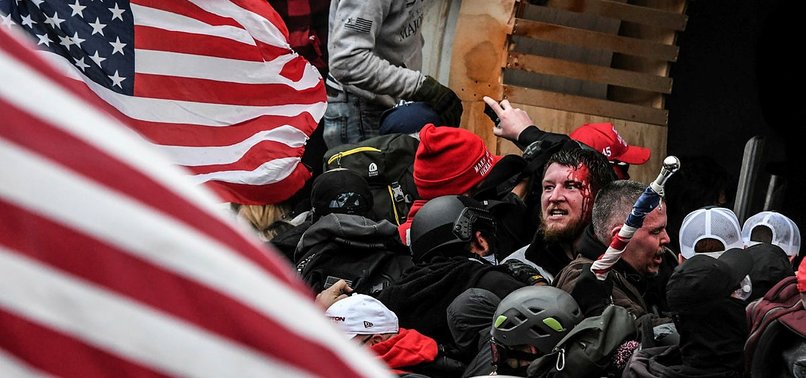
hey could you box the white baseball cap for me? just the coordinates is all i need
[325,294,398,339]
[679,207,743,259]
[741,211,801,257]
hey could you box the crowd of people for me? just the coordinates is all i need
[235,94,806,377]
[239,1,806,377]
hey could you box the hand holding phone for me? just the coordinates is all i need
[482,96,535,143]
[484,102,501,127]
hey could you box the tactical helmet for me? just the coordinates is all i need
[410,195,496,263]
[491,286,583,353]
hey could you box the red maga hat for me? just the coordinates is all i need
[570,122,650,165]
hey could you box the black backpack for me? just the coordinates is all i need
[323,134,419,226]
[744,275,806,376]
[294,214,414,296]
[527,304,637,378]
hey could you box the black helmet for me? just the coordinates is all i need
[410,195,496,263]
[491,286,583,354]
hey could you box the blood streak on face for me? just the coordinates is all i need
[571,163,594,223]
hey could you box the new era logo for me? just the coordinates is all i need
[363,321,374,328]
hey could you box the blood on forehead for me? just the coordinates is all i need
[569,163,595,215]
[566,163,590,187]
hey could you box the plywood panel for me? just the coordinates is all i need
[449,0,516,100]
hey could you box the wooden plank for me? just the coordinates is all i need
[504,85,668,126]
[507,53,673,93]
[541,0,687,31]
[512,19,679,61]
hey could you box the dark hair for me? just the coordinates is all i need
[693,238,727,253]
[749,225,774,244]
[543,148,617,197]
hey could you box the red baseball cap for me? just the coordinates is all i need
[569,122,651,165]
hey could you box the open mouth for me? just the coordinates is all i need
[547,208,568,219]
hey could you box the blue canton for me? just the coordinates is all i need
[1,0,135,95]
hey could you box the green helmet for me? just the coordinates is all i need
[491,286,583,353]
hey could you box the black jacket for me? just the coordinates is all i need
[377,256,525,348]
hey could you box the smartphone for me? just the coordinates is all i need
[323,276,352,290]
[483,102,500,127]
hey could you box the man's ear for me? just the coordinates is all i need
[470,230,491,256]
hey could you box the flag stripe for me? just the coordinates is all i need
[188,157,301,183]
[134,49,321,88]
[0,199,365,378]
[131,0,244,28]
[185,0,290,49]
[131,3,255,46]
[127,113,317,145]
[0,247,319,378]
[133,26,269,61]
[156,125,307,164]
[168,142,304,170]
[134,72,326,106]
[0,309,167,378]
[0,347,52,378]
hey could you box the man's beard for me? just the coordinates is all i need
[540,216,586,244]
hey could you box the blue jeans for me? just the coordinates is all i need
[323,88,386,150]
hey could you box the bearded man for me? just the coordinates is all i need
[502,148,616,283]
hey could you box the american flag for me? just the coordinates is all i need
[0,0,326,205]
[0,24,390,377]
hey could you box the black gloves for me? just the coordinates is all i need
[570,263,613,317]
[502,259,549,286]
[411,75,463,127]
